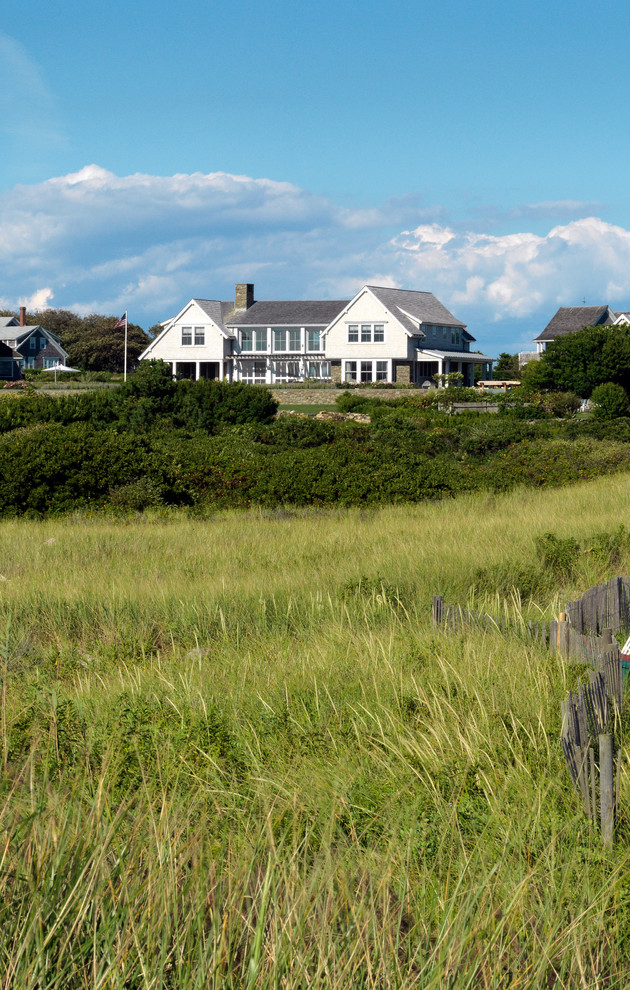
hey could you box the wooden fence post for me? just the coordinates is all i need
[600,733,615,848]
[432,595,443,626]
[557,612,570,658]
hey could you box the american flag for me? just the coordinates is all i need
[114,312,127,330]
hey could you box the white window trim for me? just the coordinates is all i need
[346,322,386,344]
[342,358,392,383]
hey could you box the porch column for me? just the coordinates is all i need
[220,359,224,380]
[172,361,177,379]
[388,358,393,383]
[438,356,444,384]
[195,361,200,381]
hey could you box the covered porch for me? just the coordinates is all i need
[415,349,494,386]
[171,360,231,381]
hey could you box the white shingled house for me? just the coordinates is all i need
[140,283,494,385]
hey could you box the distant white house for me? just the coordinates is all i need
[140,283,494,385]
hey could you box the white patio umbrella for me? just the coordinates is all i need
[47,363,81,383]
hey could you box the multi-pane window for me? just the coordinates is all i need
[344,359,390,382]
[240,360,266,384]
[307,329,321,351]
[347,323,385,343]
[242,329,267,352]
[273,361,301,381]
[273,329,285,351]
[181,326,192,345]
[29,336,37,351]
[288,328,300,351]
[43,358,58,368]
[194,327,205,345]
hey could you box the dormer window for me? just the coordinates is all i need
[29,337,37,351]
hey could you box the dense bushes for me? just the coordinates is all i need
[3,405,630,515]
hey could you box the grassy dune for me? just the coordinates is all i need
[2,475,630,987]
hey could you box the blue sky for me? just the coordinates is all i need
[2,0,630,352]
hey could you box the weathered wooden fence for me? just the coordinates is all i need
[432,593,625,664]
[433,583,628,845]
[432,595,559,645]
[561,650,622,846]
[566,576,630,637]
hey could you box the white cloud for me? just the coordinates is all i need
[0,32,64,149]
[19,288,54,311]
[3,164,630,351]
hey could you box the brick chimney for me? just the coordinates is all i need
[235,283,254,310]
[19,306,26,327]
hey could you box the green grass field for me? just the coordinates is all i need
[2,474,630,987]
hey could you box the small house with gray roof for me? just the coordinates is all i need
[140,282,494,386]
[534,305,625,353]
[0,308,68,379]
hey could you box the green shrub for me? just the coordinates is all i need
[535,532,581,577]
[590,382,630,420]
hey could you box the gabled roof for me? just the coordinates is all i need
[226,300,348,327]
[139,297,236,360]
[0,323,63,346]
[0,317,19,328]
[535,305,616,342]
[367,286,466,330]
[322,285,466,339]
[191,299,236,338]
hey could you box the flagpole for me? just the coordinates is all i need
[124,312,128,382]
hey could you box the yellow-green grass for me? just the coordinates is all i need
[2,475,630,986]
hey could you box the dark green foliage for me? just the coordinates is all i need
[2,380,630,515]
[535,532,581,578]
[532,324,630,397]
[34,309,151,372]
[591,382,630,419]
[493,352,520,378]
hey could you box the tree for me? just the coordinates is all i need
[33,310,151,372]
[493,352,520,379]
[534,324,630,397]
[590,382,630,419]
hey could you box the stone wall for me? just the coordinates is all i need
[272,387,422,405]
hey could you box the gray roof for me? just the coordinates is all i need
[535,305,616,342]
[226,300,348,327]
[192,299,236,338]
[0,317,18,328]
[462,328,476,342]
[418,348,494,363]
[0,324,41,342]
[367,286,466,333]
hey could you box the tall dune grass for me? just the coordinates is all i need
[2,474,630,986]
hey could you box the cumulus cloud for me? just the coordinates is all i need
[2,164,630,350]
[391,217,630,321]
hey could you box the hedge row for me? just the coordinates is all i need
[3,417,630,516]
